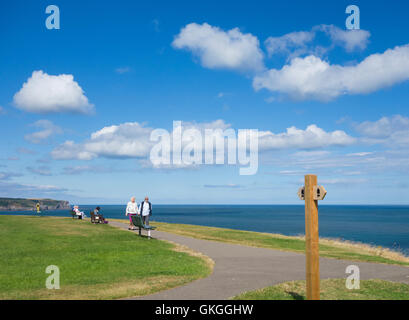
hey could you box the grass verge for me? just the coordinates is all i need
[0,216,212,299]
[232,279,409,300]
[110,219,409,266]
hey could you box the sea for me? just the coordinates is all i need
[1,204,409,256]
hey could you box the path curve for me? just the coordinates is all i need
[110,221,409,300]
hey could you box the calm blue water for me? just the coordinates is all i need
[2,205,409,255]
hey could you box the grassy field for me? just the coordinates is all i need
[0,216,212,299]
[113,220,409,266]
[233,279,409,300]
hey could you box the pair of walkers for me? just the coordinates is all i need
[126,196,152,231]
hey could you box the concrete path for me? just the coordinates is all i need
[110,221,409,300]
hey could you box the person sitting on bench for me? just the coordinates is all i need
[93,206,105,223]
[73,205,85,219]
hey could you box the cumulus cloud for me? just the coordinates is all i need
[172,23,409,101]
[172,23,264,72]
[52,122,154,160]
[258,125,355,150]
[356,115,409,146]
[24,120,62,144]
[52,120,355,165]
[13,71,94,114]
[253,44,409,101]
[356,115,409,138]
[52,120,232,161]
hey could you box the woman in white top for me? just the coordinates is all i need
[125,197,139,230]
[73,205,85,219]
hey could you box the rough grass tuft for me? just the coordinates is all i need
[233,279,409,300]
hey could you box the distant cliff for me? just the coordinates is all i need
[0,198,71,211]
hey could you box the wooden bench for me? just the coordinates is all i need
[131,215,156,237]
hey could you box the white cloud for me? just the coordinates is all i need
[356,115,409,146]
[265,25,370,59]
[52,120,232,161]
[253,44,409,101]
[13,70,94,114]
[265,30,315,57]
[24,120,62,144]
[318,25,370,52]
[0,181,68,198]
[52,141,95,160]
[347,152,373,157]
[62,165,112,175]
[52,120,355,165]
[52,122,154,160]
[172,23,264,72]
[0,106,5,115]
[356,115,409,138]
[258,125,355,150]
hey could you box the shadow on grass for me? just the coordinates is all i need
[286,291,305,300]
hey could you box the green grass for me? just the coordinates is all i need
[0,216,212,299]
[128,220,409,266]
[233,279,409,300]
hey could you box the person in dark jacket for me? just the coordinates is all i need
[94,206,106,223]
[139,197,152,236]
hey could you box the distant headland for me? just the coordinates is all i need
[0,197,70,211]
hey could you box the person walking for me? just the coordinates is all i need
[126,197,139,230]
[139,196,152,238]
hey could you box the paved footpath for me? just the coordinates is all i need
[110,221,409,300]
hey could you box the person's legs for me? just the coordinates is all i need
[129,214,135,229]
[143,215,149,226]
[143,215,151,238]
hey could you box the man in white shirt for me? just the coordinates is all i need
[140,196,152,237]
[126,197,139,230]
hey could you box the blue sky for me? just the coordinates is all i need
[1,0,409,204]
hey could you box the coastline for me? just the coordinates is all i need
[2,203,409,258]
[0,197,70,212]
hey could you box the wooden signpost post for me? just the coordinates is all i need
[298,174,327,300]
